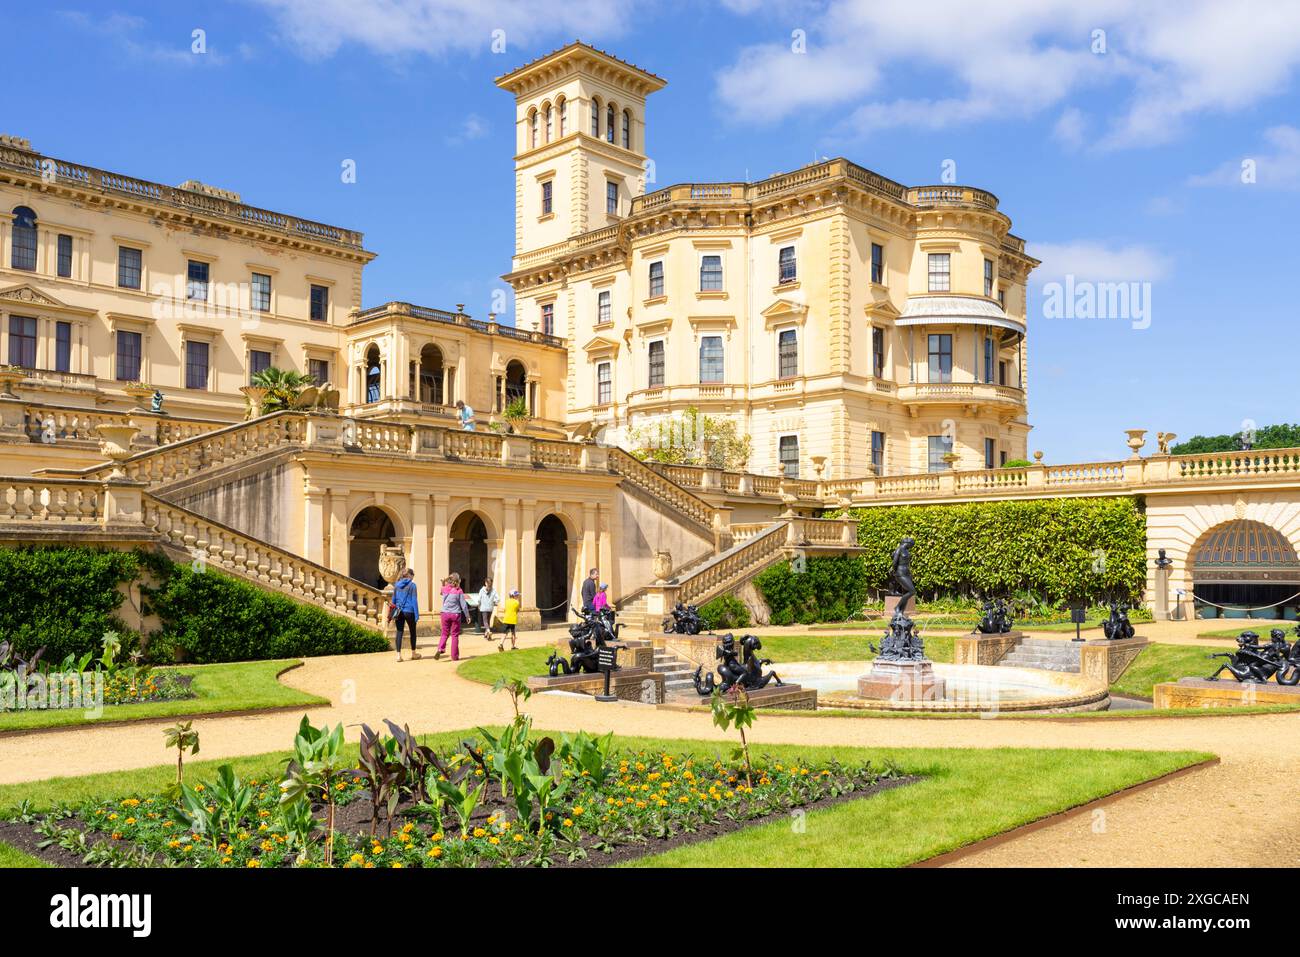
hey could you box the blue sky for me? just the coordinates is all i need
[8,1,1299,463]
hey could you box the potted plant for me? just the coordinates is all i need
[122,381,155,411]
[502,396,531,435]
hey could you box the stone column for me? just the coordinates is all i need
[303,487,326,564]
[327,490,349,574]
[519,498,538,624]
[432,494,450,590]
[502,497,520,596]
[411,496,431,615]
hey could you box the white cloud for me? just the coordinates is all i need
[249,0,638,59]
[59,10,228,65]
[446,113,490,145]
[716,0,1300,150]
[1052,108,1087,150]
[1029,241,1172,283]
[1188,125,1300,191]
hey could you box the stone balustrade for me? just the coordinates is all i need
[0,401,223,450]
[0,477,103,524]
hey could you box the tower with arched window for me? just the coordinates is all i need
[497,43,664,267]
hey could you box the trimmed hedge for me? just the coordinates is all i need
[0,547,142,661]
[698,594,752,631]
[0,546,386,664]
[847,496,1146,605]
[755,556,870,626]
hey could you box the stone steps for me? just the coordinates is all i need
[998,637,1081,673]
[652,648,700,693]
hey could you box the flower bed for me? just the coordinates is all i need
[2,717,906,868]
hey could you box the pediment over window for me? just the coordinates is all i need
[761,297,808,329]
[0,284,94,316]
[581,334,620,358]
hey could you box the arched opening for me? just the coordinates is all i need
[535,514,570,622]
[605,102,616,143]
[11,206,37,271]
[1190,519,1300,619]
[504,359,527,412]
[528,108,538,149]
[364,344,382,404]
[418,344,445,405]
[350,506,397,588]
[449,511,490,594]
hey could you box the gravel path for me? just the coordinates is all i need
[2,622,1295,867]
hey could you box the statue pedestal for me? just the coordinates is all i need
[857,659,945,702]
[955,631,1024,666]
[1154,676,1300,710]
[1153,567,1171,621]
[527,666,663,703]
[883,594,915,617]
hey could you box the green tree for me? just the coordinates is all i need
[249,366,314,414]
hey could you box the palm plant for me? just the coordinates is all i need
[163,720,200,787]
[249,367,315,414]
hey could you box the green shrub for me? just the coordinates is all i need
[845,497,1146,605]
[0,546,142,660]
[754,555,870,624]
[142,561,387,664]
[698,595,751,631]
[1001,458,1033,469]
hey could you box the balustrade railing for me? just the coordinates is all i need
[0,478,101,524]
[676,522,787,605]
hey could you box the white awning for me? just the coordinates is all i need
[896,295,1025,335]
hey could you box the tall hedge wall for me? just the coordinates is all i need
[0,546,387,664]
[846,496,1147,604]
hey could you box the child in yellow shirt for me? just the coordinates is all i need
[498,590,521,652]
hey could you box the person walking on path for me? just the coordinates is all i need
[498,589,521,652]
[477,578,501,636]
[455,400,475,431]
[435,574,470,661]
[581,568,599,613]
[391,568,420,662]
[592,583,610,613]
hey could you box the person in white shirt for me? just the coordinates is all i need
[476,578,501,635]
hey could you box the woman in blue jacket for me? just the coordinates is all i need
[392,568,420,661]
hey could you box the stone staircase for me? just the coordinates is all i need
[652,647,700,697]
[998,636,1081,673]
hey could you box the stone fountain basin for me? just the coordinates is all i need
[779,660,1110,714]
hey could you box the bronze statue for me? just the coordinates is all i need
[870,607,926,662]
[692,633,782,695]
[975,597,1014,635]
[888,537,916,611]
[546,607,618,676]
[1101,602,1135,641]
[1207,627,1300,685]
[663,601,704,635]
[1154,549,1173,569]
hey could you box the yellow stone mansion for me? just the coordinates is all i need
[0,42,1035,481]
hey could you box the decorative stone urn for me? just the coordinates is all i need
[0,366,24,400]
[810,455,827,480]
[122,383,155,413]
[377,545,406,586]
[652,549,673,582]
[1033,450,1044,463]
[95,423,140,480]
[240,385,269,420]
[1125,429,1147,459]
[942,451,961,468]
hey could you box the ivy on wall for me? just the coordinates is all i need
[755,555,870,626]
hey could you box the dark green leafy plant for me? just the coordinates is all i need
[699,595,751,630]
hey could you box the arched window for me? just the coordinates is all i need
[529,109,538,149]
[606,104,615,142]
[557,97,567,136]
[10,206,37,271]
[544,104,552,142]
[622,110,631,149]
[591,98,600,137]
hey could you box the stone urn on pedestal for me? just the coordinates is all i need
[1125,429,1147,459]
[652,549,673,583]
[377,545,406,622]
[95,423,140,480]
[122,383,155,414]
[240,385,269,420]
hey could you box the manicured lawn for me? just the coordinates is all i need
[0,660,326,732]
[1109,643,1231,700]
[0,730,1209,869]
[629,745,1209,867]
[1198,621,1293,640]
[0,840,46,868]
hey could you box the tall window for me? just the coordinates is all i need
[621,110,630,148]
[185,340,209,390]
[606,104,615,142]
[648,261,664,297]
[871,431,886,475]
[647,340,665,387]
[540,302,554,335]
[251,272,272,312]
[596,361,611,405]
[928,253,950,292]
[187,260,209,301]
[310,284,330,322]
[1000,450,1008,467]
[872,326,885,378]
[10,206,36,271]
[7,316,36,368]
[999,360,1009,387]
[606,181,619,216]
[529,110,538,148]
[597,290,611,324]
[778,245,797,284]
[927,333,952,383]
[541,180,553,216]
[699,254,722,291]
[544,105,552,142]
[984,438,996,469]
[116,330,142,381]
[779,435,799,479]
[118,246,142,289]
[870,242,884,284]
[57,234,73,278]
[998,288,1006,310]
[308,358,330,385]
[55,321,72,373]
[928,435,953,472]
[699,335,724,383]
[250,349,272,382]
[591,99,600,137]
[558,98,566,136]
[983,335,995,383]
[984,258,995,298]
[777,328,798,379]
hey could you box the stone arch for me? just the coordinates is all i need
[534,512,573,622]
[1188,519,1300,616]
[417,343,446,405]
[349,504,402,587]
[448,508,497,594]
